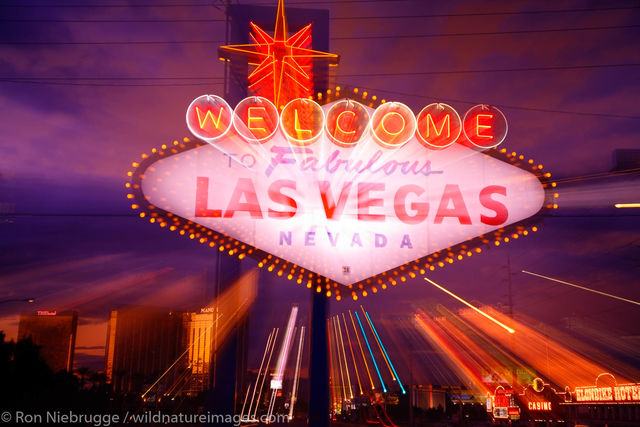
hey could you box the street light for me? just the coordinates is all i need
[0,297,36,305]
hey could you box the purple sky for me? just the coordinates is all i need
[1,0,639,381]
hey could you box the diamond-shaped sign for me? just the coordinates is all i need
[130,98,550,297]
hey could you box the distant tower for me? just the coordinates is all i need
[104,307,183,394]
[18,310,78,373]
[182,310,217,395]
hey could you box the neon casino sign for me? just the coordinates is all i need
[575,383,640,403]
[127,2,557,301]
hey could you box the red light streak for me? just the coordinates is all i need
[457,307,640,388]
[414,311,489,394]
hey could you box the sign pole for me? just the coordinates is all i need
[205,252,243,427]
[308,290,329,427]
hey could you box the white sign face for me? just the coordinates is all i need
[141,101,544,286]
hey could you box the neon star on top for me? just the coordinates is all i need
[218,0,339,109]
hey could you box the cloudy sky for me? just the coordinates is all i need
[1,0,639,381]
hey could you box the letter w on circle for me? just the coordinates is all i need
[196,106,225,130]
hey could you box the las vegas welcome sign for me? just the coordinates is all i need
[128,90,555,301]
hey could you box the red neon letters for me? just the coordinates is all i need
[463,104,508,148]
[187,95,507,150]
[415,103,462,149]
[195,176,508,226]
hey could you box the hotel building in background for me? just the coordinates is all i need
[18,310,78,373]
[105,307,184,394]
[104,307,219,396]
[181,310,216,396]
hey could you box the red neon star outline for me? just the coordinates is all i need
[218,0,339,109]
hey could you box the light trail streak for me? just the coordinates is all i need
[252,327,279,420]
[332,316,347,401]
[414,312,488,394]
[435,305,537,383]
[361,306,396,381]
[522,270,640,307]
[342,313,363,395]
[271,305,298,390]
[240,386,251,423]
[288,326,305,421]
[327,319,337,412]
[614,203,640,208]
[144,272,257,400]
[363,308,406,394]
[424,277,515,334]
[142,312,221,399]
[434,310,519,387]
[457,306,639,388]
[349,310,375,390]
[355,311,386,392]
[266,387,277,423]
[246,328,275,419]
[336,315,354,399]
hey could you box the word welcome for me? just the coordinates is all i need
[187,95,508,150]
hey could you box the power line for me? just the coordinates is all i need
[334,63,640,77]
[2,24,638,45]
[3,5,638,22]
[1,69,638,118]
[331,6,640,20]
[0,2,220,8]
[0,39,226,45]
[332,24,640,40]
[334,82,640,120]
[0,0,394,7]
[0,78,223,87]
[2,61,637,87]
[1,18,225,23]
[2,76,224,80]
[4,62,637,82]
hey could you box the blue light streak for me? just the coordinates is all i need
[364,310,406,394]
[355,311,386,393]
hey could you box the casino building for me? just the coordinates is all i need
[488,377,640,425]
[105,307,220,396]
[105,307,184,394]
[18,310,78,373]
